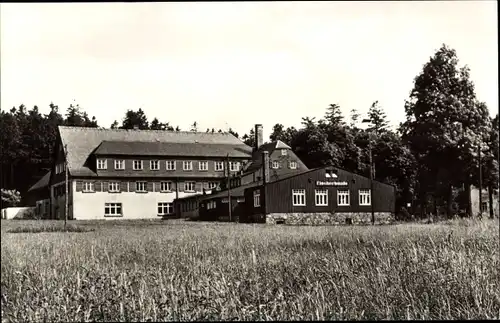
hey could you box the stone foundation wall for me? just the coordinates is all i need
[264,212,394,225]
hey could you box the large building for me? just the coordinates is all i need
[37,125,265,220]
[25,124,308,220]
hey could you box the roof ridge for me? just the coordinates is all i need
[99,139,247,145]
[58,125,233,136]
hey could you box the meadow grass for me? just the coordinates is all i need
[1,218,499,321]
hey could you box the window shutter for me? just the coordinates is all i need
[171,181,177,190]
[120,182,127,192]
[147,182,154,192]
[95,181,102,192]
[178,182,185,192]
[102,181,109,192]
[76,181,83,192]
[203,182,209,189]
[195,182,202,192]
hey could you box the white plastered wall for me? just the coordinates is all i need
[72,181,199,220]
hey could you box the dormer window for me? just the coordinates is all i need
[183,161,193,171]
[281,149,288,156]
[272,161,280,169]
[229,161,240,172]
[166,160,176,170]
[97,159,107,170]
[133,160,143,170]
[114,160,125,170]
[215,161,224,171]
[150,160,160,171]
[199,161,208,171]
[289,161,297,169]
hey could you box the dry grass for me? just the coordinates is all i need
[1,219,499,321]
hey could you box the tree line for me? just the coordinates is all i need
[1,44,498,219]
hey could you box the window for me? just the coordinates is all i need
[166,160,176,170]
[208,182,218,189]
[136,181,147,192]
[185,181,195,192]
[215,161,224,171]
[315,189,328,206]
[108,182,120,192]
[158,202,173,216]
[133,160,143,170]
[272,161,280,169]
[481,202,488,212]
[207,200,217,210]
[57,163,65,174]
[281,149,288,156]
[229,161,240,171]
[97,159,107,170]
[150,160,160,170]
[337,190,350,206]
[160,181,172,192]
[114,160,125,170]
[183,161,193,171]
[289,161,298,169]
[359,189,371,206]
[292,189,306,206]
[56,163,65,174]
[199,161,208,171]
[83,182,94,192]
[253,190,260,207]
[104,203,122,217]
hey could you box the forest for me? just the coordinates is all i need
[1,44,498,219]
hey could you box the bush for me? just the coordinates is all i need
[1,189,21,207]
[395,207,412,221]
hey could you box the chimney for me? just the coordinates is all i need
[133,125,139,130]
[262,151,270,184]
[254,124,263,149]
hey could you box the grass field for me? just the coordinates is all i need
[1,219,499,321]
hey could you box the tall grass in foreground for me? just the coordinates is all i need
[1,219,499,321]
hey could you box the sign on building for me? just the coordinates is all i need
[316,181,348,187]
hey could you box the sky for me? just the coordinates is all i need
[1,1,498,140]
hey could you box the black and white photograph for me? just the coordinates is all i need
[1,1,498,321]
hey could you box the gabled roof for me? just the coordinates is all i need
[27,171,51,192]
[246,165,396,188]
[94,141,252,158]
[242,140,307,175]
[58,126,252,176]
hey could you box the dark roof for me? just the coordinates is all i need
[176,170,308,204]
[58,126,252,176]
[246,165,396,188]
[176,182,261,203]
[27,171,51,192]
[94,141,252,158]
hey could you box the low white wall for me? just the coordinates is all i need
[1,207,35,220]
